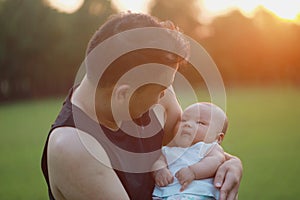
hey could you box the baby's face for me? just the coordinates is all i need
[173,103,224,147]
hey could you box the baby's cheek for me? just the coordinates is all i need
[193,130,205,143]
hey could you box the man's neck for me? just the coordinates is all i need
[71,77,121,131]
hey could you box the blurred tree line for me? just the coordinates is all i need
[0,0,299,101]
[151,0,300,88]
[0,0,114,101]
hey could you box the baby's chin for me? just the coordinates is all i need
[192,136,208,144]
[175,138,194,148]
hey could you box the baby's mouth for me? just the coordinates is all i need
[181,130,192,136]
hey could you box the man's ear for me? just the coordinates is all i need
[113,84,131,102]
[216,132,225,144]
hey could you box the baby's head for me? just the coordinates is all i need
[172,102,228,148]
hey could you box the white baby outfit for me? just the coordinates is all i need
[153,142,220,199]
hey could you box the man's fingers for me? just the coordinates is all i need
[220,184,238,200]
[226,186,239,200]
[219,189,228,200]
[219,173,238,200]
[215,156,243,200]
[214,165,227,188]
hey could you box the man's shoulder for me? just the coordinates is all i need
[49,127,81,153]
[47,128,126,199]
[48,127,112,167]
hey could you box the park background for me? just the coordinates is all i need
[0,0,299,199]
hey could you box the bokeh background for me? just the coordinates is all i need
[0,0,299,199]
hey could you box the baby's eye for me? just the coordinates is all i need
[180,119,186,122]
[197,121,204,124]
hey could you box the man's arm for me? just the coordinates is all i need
[175,144,225,191]
[47,127,130,200]
[214,152,243,200]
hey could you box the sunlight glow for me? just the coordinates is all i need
[262,1,300,21]
[111,0,151,13]
[202,0,300,23]
[46,0,84,14]
[111,0,300,24]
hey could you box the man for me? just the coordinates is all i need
[41,13,242,200]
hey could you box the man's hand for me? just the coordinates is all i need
[175,167,196,192]
[153,167,174,187]
[214,155,243,200]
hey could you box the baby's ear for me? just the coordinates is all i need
[216,133,225,144]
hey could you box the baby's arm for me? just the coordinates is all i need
[152,154,174,187]
[175,144,225,191]
[190,144,226,179]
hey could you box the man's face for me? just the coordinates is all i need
[128,65,177,119]
[129,84,166,119]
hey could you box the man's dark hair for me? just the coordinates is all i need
[85,12,190,88]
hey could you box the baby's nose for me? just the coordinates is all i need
[183,121,193,128]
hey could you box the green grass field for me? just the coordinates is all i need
[0,87,299,199]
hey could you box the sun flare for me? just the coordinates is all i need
[202,0,300,23]
[111,0,151,13]
[45,0,84,14]
[111,0,300,24]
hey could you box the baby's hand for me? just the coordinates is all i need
[175,167,196,192]
[153,167,174,187]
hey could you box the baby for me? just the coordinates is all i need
[152,102,228,200]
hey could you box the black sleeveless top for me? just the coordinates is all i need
[41,88,164,200]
